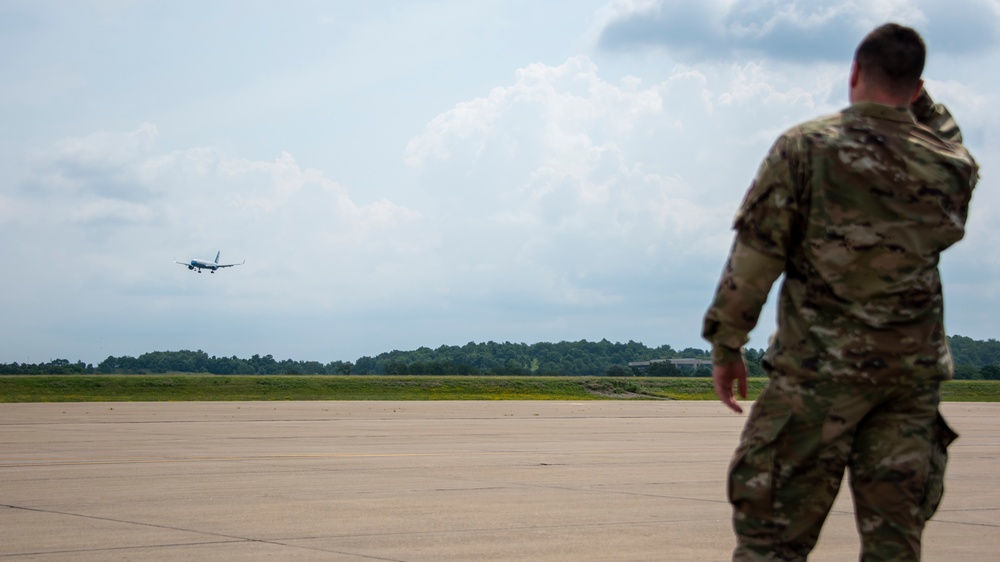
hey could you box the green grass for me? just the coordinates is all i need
[0,375,603,402]
[939,380,1000,401]
[1,375,998,403]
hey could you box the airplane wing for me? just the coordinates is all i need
[215,260,246,268]
[174,260,191,266]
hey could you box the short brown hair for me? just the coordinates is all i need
[855,23,926,97]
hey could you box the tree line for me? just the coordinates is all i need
[2,336,999,379]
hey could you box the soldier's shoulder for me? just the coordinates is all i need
[911,122,977,164]
[776,111,844,139]
[767,112,844,154]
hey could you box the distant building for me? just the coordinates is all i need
[628,358,712,370]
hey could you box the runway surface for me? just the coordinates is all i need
[1,400,998,561]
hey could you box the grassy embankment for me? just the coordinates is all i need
[1,375,998,402]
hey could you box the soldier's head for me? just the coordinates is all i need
[850,23,926,106]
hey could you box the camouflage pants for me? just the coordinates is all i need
[728,373,957,561]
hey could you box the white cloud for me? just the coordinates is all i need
[596,0,1000,60]
[25,123,159,200]
[403,55,832,320]
[69,199,155,224]
[52,122,158,165]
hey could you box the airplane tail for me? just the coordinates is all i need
[214,251,221,264]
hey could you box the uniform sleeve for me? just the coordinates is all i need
[732,134,802,261]
[702,240,785,364]
[911,88,963,144]
[702,133,802,364]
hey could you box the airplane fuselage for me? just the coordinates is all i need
[188,260,221,271]
[175,251,244,273]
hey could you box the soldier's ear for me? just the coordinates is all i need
[848,62,860,102]
[909,79,925,105]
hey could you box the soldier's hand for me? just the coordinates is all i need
[713,362,748,414]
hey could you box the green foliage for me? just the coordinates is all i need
[90,351,355,376]
[953,364,981,380]
[941,335,1000,379]
[358,339,708,377]
[981,365,1000,380]
[604,365,633,377]
[3,335,997,379]
[647,361,681,377]
[948,335,1000,367]
[742,348,768,377]
[0,359,93,375]
[49,340,710,377]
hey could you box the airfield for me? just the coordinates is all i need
[2,400,998,561]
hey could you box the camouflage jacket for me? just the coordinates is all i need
[703,94,979,383]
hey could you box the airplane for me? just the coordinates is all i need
[174,251,245,273]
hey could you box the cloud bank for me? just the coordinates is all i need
[597,0,1000,61]
[1,0,997,364]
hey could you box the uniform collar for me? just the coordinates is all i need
[844,101,916,124]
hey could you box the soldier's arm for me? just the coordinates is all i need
[704,239,784,414]
[702,133,800,365]
[702,240,784,365]
[911,88,963,143]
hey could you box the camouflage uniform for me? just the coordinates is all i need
[703,91,978,561]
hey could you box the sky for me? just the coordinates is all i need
[1,0,997,365]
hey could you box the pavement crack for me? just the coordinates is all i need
[0,504,403,561]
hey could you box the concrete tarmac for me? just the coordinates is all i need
[1,400,998,561]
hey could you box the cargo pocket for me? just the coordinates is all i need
[920,412,958,520]
[728,408,793,521]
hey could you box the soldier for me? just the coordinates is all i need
[702,23,978,561]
